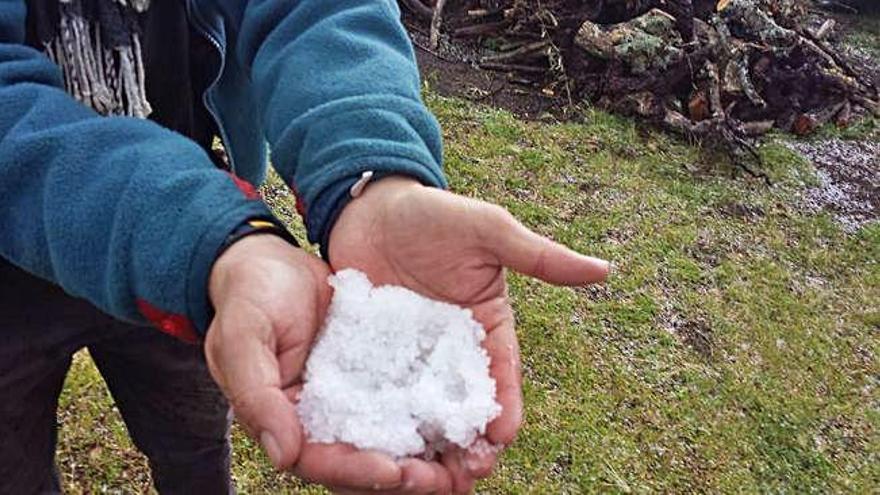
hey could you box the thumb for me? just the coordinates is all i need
[205,311,304,470]
[229,386,303,470]
[482,205,610,285]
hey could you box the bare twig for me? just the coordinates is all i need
[480,62,547,73]
[453,21,512,37]
[430,0,449,49]
[411,36,459,63]
[812,19,836,40]
[482,40,551,63]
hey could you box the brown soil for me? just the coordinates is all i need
[410,25,572,120]
[417,49,563,119]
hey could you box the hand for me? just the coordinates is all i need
[329,177,610,493]
[205,235,414,492]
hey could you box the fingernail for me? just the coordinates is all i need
[464,441,503,476]
[464,455,481,474]
[260,431,283,467]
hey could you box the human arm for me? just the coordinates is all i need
[1,2,414,490]
[200,179,611,495]
[0,0,274,337]
[327,177,611,493]
[230,1,477,489]
[231,1,609,491]
[236,0,445,256]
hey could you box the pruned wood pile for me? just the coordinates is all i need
[400,0,879,180]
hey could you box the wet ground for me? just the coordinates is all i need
[792,12,879,233]
[789,138,879,233]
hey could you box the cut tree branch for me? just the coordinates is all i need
[430,0,449,49]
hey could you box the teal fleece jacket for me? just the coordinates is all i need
[0,0,447,341]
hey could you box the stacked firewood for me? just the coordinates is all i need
[401,0,878,175]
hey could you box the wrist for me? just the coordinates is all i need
[326,175,423,265]
[217,217,298,259]
[209,231,296,308]
[346,175,421,210]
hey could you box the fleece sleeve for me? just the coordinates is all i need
[237,0,447,255]
[0,1,275,340]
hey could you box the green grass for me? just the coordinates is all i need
[56,94,878,493]
[808,12,880,143]
[842,12,880,59]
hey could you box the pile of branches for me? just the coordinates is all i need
[400,0,879,179]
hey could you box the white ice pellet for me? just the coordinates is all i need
[296,269,502,458]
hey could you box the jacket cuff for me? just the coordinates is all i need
[304,157,448,259]
[185,201,278,335]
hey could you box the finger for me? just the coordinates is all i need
[397,458,454,494]
[294,442,402,491]
[332,459,455,495]
[441,447,477,494]
[482,205,609,285]
[462,438,501,479]
[206,308,304,469]
[276,255,333,386]
[277,343,312,388]
[230,386,303,469]
[283,383,303,403]
[471,298,523,447]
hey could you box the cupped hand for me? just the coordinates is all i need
[328,176,610,493]
[205,234,411,492]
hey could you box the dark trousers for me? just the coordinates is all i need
[0,259,233,494]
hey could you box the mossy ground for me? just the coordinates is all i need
[56,93,878,493]
[841,12,880,59]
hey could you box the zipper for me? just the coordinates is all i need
[185,0,236,172]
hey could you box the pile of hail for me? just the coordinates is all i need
[296,269,502,458]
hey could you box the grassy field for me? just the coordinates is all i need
[56,93,878,493]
